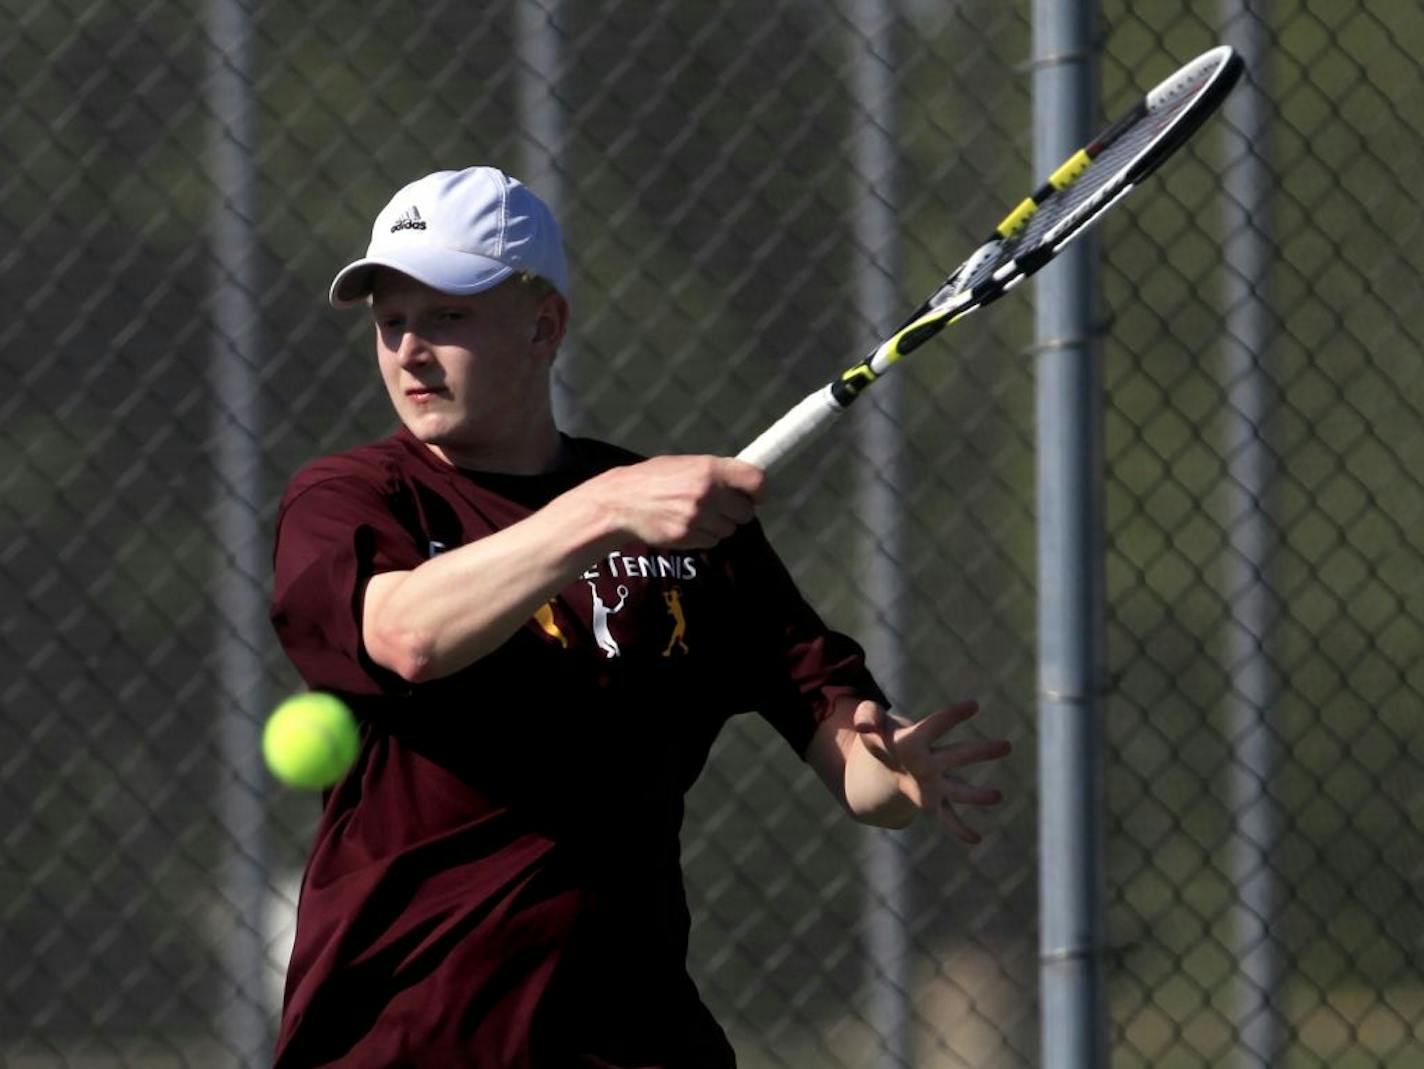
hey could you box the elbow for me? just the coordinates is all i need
[392,649,438,685]
[366,625,439,684]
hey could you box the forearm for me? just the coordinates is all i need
[364,454,764,682]
[364,486,622,681]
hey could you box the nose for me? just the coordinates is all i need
[395,328,431,367]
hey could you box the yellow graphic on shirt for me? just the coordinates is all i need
[533,601,568,648]
[662,586,689,657]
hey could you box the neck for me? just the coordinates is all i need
[424,418,565,475]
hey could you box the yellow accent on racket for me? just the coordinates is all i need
[1048,148,1093,189]
[996,197,1039,239]
[840,362,879,392]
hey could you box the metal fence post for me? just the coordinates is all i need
[517,0,579,435]
[206,0,271,1062]
[1218,4,1284,1065]
[847,6,911,1066]
[1032,0,1107,1065]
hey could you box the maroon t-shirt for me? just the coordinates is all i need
[269,428,885,1068]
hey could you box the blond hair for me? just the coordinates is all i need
[511,271,558,302]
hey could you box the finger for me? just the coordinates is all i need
[936,798,983,846]
[700,510,740,539]
[931,738,1013,769]
[940,775,1004,807]
[896,700,980,748]
[674,521,735,550]
[660,505,741,549]
[707,486,757,526]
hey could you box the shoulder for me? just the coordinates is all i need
[274,436,429,537]
[285,436,407,493]
[279,435,423,509]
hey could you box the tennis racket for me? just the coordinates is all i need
[737,44,1244,472]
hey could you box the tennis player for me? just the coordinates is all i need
[269,165,1011,1068]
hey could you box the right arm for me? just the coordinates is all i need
[362,455,764,682]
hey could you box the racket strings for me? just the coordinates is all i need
[955,70,1216,299]
[1017,88,1198,251]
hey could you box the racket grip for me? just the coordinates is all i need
[736,384,846,472]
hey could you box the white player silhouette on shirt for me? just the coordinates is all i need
[589,581,630,659]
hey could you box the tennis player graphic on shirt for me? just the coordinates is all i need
[662,586,689,656]
[588,580,629,658]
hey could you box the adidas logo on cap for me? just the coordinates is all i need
[390,206,426,233]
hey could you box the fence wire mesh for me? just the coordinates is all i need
[3,0,1422,1066]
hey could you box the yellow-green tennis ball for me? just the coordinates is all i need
[262,692,359,789]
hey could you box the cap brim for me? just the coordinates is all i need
[328,246,517,307]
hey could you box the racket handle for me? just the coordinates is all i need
[736,384,846,472]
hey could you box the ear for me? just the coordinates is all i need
[529,292,569,354]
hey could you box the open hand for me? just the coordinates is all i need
[852,699,1012,845]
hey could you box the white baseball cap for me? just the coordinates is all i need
[328,166,569,307]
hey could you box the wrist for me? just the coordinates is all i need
[547,473,630,562]
[845,737,915,827]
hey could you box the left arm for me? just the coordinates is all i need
[712,520,1009,840]
[804,695,1012,843]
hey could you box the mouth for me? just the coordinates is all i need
[405,385,447,403]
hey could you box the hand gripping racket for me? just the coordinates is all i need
[737,45,1244,472]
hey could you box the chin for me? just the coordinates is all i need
[400,406,458,442]
[411,418,488,458]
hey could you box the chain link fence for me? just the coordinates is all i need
[3,0,1422,1065]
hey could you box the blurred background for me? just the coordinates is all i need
[3,0,1423,1066]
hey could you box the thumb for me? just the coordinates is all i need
[716,457,767,503]
[852,700,897,768]
[852,699,884,735]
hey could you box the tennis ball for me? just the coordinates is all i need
[262,692,359,790]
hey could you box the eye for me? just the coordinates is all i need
[437,309,466,324]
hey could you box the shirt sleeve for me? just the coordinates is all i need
[722,521,889,757]
[270,468,428,695]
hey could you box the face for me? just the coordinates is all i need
[370,270,564,471]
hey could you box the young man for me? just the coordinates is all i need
[269,166,1010,1067]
